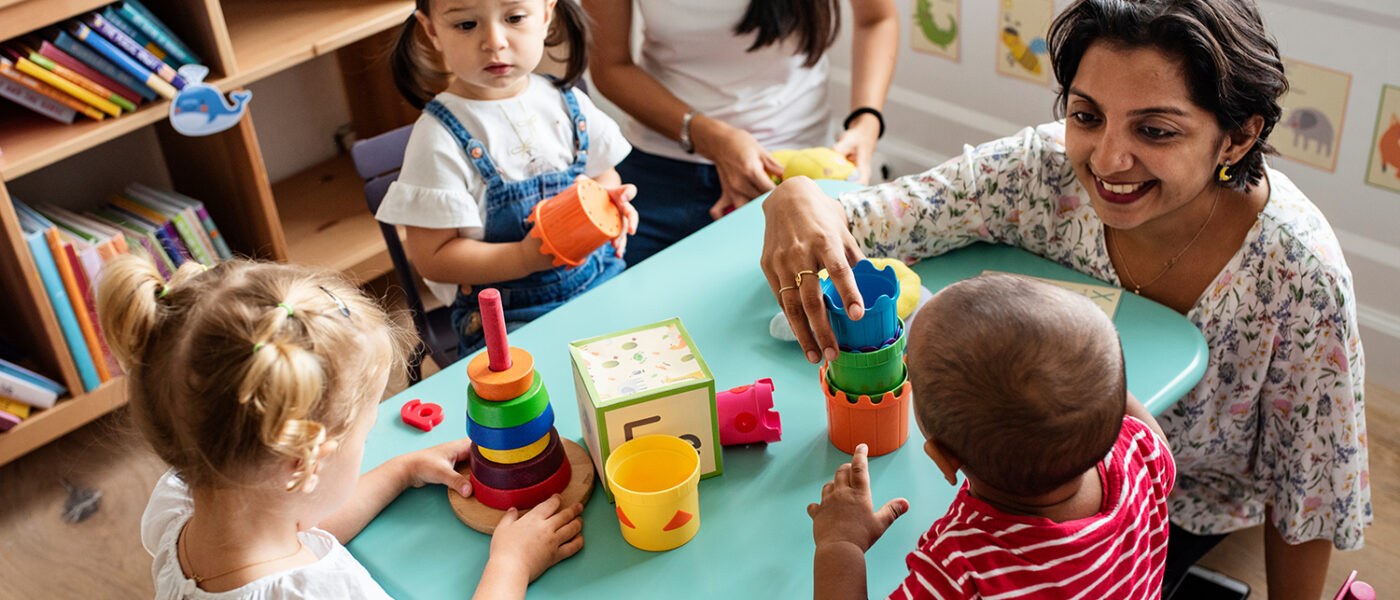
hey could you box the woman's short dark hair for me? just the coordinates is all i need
[1047,0,1288,191]
[734,0,841,68]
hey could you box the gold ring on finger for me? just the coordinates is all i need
[777,285,798,294]
[795,270,817,288]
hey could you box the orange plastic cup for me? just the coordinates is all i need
[819,362,911,457]
[528,177,622,268]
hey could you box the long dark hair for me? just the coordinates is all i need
[733,0,841,68]
[391,0,591,110]
[1047,0,1288,191]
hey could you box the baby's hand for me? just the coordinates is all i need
[397,436,475,498]
[489,494,585,582]
[806,444,908,552]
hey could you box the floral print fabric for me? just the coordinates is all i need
[842,122,1369,549]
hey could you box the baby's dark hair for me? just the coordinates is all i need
[1047,0,1287,191]
[96,256,415,490]
[392,0,591,109]
[907,273,1126,497]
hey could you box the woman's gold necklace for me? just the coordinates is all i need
[178,521,304,585]
[1109,184,1221,295]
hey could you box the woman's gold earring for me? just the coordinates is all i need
[1218,161,1233,182]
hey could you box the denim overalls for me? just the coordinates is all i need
[424,87,626,357]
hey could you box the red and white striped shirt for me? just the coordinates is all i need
[888,416,1175,600]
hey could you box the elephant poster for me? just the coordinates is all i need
[1269,58,1351,172]
[1365,84,1400,194]
[912,0,960,62]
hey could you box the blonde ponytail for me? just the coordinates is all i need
[96,255,168,368]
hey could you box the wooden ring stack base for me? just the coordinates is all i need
[449,437,596,534]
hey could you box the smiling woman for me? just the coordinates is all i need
[759,1,1368,599]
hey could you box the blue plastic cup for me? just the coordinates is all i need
[821,260,900,349]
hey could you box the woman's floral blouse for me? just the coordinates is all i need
[841,122,1369,549]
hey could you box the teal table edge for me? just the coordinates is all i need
[348,179,1208,600]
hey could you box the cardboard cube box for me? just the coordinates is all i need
[570,317,721,500]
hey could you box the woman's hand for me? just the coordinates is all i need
[833,114,881,185]
[477,495,584,595]
[693,114,784,220]
[760,177,867,363]
[397,436,476,498]
[808,444,907,552]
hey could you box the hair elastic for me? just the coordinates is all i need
[253,342,266,355]
[277,302,294,317]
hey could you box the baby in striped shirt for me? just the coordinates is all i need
[808,273,1175,600]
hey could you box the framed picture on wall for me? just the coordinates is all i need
[1269,58,1352,172]
[1364,84,1400,194]
[995,0,1053,87]
[912,0,960,62]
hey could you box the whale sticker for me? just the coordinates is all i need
[168,64,251,137]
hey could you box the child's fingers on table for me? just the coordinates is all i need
[555,532,585,562]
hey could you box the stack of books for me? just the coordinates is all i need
[0,358,67,432]
[12,183,231,396]
[0,0,202,124]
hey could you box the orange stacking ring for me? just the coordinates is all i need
[477,431,551,464]
[819,363,910,457]
[470,453,573,510]
[467,346,535,401]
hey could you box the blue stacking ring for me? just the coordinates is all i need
[467,403,556,451]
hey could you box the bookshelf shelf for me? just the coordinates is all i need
[274,153,396,284]
[222,0,413,88]
[0,0,419,466]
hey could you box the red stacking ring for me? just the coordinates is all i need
[470,454,573,511]
[470,428,566,490]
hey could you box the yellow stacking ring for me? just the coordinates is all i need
[477,431,551,464]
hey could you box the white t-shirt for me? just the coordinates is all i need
[142,470,392,600]
[376,75,632,305]
[624,0,832,162]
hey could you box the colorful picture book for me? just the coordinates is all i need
[0,3,201,122]
[9,186,229,400]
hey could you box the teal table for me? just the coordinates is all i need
[349,181,1207,599]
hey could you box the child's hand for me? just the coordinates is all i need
[397,436,475,498]
[807,444,908,553]
[487,494,584,583]
[605,183,639,258]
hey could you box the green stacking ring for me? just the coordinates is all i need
[467,371,550,428]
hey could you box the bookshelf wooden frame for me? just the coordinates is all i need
[0,0,419,466]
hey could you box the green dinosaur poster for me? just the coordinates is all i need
[912,0,959,61]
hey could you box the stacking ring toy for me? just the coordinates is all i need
[470,455,573,510]
[477,431,551,464]
[467,346,536,401]
[468,404,555,450]
[469,429,566,490]
[467,372,550,428]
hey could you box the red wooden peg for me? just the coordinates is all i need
[479,288,512,371]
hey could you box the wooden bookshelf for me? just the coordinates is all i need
[0,0,418,466]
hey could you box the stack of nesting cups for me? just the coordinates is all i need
[818,260,911,457]
[464,288,572,509]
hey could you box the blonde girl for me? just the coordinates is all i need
[381,0,640,357]
[98,256,583,599]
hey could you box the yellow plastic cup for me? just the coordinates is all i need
[605,435,701,551]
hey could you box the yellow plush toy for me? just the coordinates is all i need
[771,147,857,183]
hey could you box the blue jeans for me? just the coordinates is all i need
[616,148,722,267]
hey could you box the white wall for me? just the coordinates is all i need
[826,0,1400,389]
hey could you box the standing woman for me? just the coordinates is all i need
[585,0,898,265]
[760,1,1368,598]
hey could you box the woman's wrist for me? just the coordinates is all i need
[843,107,885,139]
[688,113,732,160]
[844,112,882,141]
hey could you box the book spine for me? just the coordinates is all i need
[66,22,175,99]
[0,76,77,123]
[167,213,212,265]
[0,59,103,120]
[23,231,100,392]
[193,207,232,260]
[0,359,66,395]
[99,7,166,62]
[0,372,58,410]
[38,41,141,105]
[15,56,121,116]
[0,396,32,419]
[27,51,135,112]
[0,410,20,431]
[117,0,200,67]
[46,230,110,383]
[52,32,156,100]
[83,14,184,89]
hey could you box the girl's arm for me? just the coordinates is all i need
[319,437,475,544]
[832,0,899,184]
[583,0,782,219]
[404,227,557,286]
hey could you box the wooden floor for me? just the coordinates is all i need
[0,376,1392,598]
